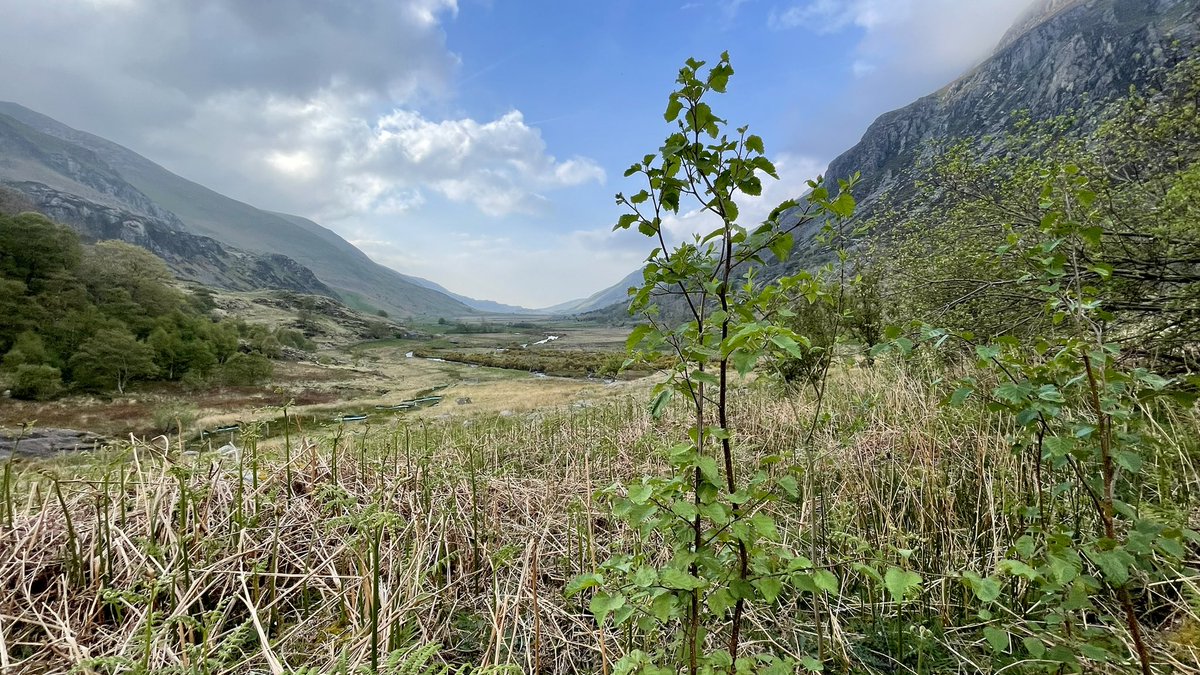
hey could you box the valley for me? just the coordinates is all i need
[1,1,1199,674]
[0,290,643,454]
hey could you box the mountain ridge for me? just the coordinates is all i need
[0,102,477,317]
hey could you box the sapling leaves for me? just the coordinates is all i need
[577,51,858,672]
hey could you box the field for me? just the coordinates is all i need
[0,300,643,448]
[2,357,1198,673]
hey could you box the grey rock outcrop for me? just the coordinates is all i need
[823,0,1200,211]
[2,180,335,297]
[0,428,108,460]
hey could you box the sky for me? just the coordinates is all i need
[0,0,1036,308]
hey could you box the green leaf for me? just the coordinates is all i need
[883,567,922,603]
[983,626,1009,653]
[997,559,1038,580]
[962,572,1002,603]
[1078,643,1111,662]
[664,96,683,122]
[750,513,779,541]
[627,482,653,504]
[565,572,602,597]
[650,388,673,419]
[770,334,806,360]
[659,568,705,591]
[1092,549,1134,586]
[975,345,1000,361]
[799,656,823,672]
[948,387,973,406]
[632,566,657,587]
[1114,450,1142,473]
[746,134,765,155]
[813,570,839,595]
[710,588,735,616]
[589,591,625,623]
[1022,636,1046,658]
[614,213,639,231]
[697,455,722,485]
[649,592,677,621]
[769,233,794,261]
[626,324,653,351]
[754,577,784,603]
[994,381,1034,404]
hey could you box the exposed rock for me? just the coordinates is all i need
[456,397,473,405]
[0,428,108,460]
[1,180,335,297]
[823,0,1200,212]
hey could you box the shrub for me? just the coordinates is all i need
[11,364,63,401]
[222,352,274,386]
[275,327,316,351]
[152,404,198,434]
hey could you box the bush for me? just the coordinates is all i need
[275,327,316,351]
[11,364,63,401]
[152,404,198,434]
[222,352,274,386]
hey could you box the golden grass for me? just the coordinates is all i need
[1,362,1197,673]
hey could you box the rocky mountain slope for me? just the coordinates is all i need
[546,268,644,315]
[821,0,1199,213]
[0,103,475,317]
[2,181,333,296]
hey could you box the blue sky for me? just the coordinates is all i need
[0,0,1035,307]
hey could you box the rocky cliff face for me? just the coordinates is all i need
[4,180,334,297]
[822,0,1200,210]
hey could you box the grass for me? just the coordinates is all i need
[1,360,1197,673]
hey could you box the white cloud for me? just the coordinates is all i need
[771,0,1036,79]
[128,83,603,221]
[771,0,905,32]
[659,152,826,242]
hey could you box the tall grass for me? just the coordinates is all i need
[1,361,1197,673]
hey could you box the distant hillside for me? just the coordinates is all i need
[391,272,538,315]
[2,181,333,296]
[0,102,475,318]
[545,268,643,315]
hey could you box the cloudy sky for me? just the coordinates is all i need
[0,0,1035,307]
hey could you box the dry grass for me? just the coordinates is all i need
[1,362,1197,674]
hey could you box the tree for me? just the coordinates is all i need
[2,331,50,370]
[878,56,1200,369]
[0,186,34,215]
[10,364,62,401]
[68,328,157,394]
[221,352,274,386]
[576,53,856,674]
[0,213,82,294]
[81,241,184,332]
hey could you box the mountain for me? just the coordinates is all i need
[389,272,539,314]
[0,113,331,295]
[545,268,643,315]
[820,0,1200,214]
[2,181,333,296]
[0,102,475,317]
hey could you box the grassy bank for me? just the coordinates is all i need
[1,360,1198,673]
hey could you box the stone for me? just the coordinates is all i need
[0,428,108,460]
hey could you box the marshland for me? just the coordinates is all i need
[3,3,1200,674]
